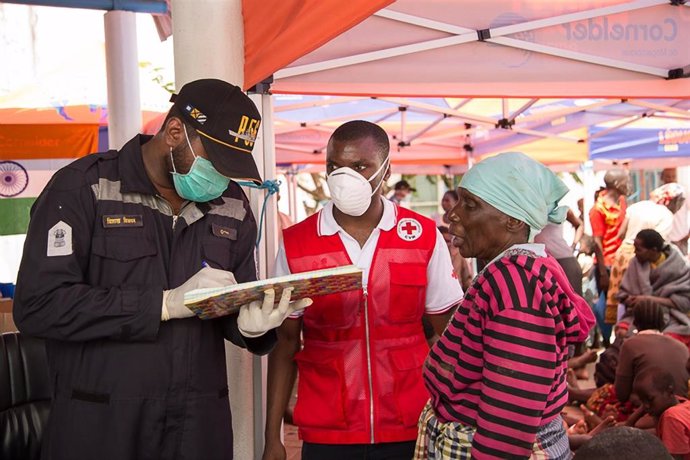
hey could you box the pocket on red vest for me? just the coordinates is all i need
[293,347,348,429]
[389,262,427,324]
[389,344,429,427]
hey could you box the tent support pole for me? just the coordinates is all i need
[405,100,471,144]
[275,96,362,112]
[507,99,539,123]
[491,0,667,36]
[626,99,690,118]
[588,115,647,141]
[104,10,141,150]
[170,1,265,458]
[582,162,595,232]
[248,90,279,459]
[488,37,668,78]
[287,167,298,223]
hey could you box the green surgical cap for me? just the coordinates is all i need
[460,152,569,242]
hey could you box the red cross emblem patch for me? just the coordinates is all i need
[397,218,422,242]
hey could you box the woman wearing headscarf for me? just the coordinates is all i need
[606,183,685,335]
[415,152,595,460]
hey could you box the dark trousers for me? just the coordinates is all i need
[302,441,416,460]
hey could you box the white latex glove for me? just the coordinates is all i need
[237,287,312,338]
[162,266,237,321]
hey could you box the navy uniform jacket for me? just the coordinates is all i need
[14,135,275,460]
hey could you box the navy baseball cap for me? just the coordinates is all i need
[170,79,263,184]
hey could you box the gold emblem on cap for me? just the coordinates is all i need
[230,115,261,146]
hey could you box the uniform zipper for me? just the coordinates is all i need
[156,195,190,230]
[363,287,375,443]
[155,195,177,230]
[174,202,194,230]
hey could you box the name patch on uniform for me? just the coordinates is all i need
[102,215,143,228]
[212,223,237,240]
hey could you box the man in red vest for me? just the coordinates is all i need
[262,120,464,460]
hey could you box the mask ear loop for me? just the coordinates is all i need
[171,124,198,176]
[169,147,178,174]
[369,156,390,194]
[182,124,198,160]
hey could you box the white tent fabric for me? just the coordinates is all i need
[270,0,690,98]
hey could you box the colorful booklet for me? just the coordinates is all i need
[184,265,363,319]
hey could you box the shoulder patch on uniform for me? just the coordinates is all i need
[47,221,73,257]
[208,197,247,221]
[397,218,422,242]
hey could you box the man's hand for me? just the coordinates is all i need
[162,267,236,321]
[237,287,311,338]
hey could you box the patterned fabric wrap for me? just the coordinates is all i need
[605,242,636,324]
[586,383,637,423]
[414,401,572,460]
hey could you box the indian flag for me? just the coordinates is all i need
[0,120,101,283]
[0,4,175,286]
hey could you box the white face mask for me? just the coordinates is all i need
[327,157,389,216]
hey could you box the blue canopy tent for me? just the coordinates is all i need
[590,126,690,162]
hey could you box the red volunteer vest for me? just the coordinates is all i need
[283,205,436,444]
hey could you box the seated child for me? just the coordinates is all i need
[633,367,690,460]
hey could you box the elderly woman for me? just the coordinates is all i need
[617,229,690,348]
[415,152,595,460]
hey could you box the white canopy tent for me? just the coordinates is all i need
[266,0,690,98]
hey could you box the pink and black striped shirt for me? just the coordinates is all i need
[424,246,594,459]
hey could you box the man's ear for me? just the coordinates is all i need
[164,116,185,149]
[506,217,527,235]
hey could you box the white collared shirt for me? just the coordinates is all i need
[274,198,464,316]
